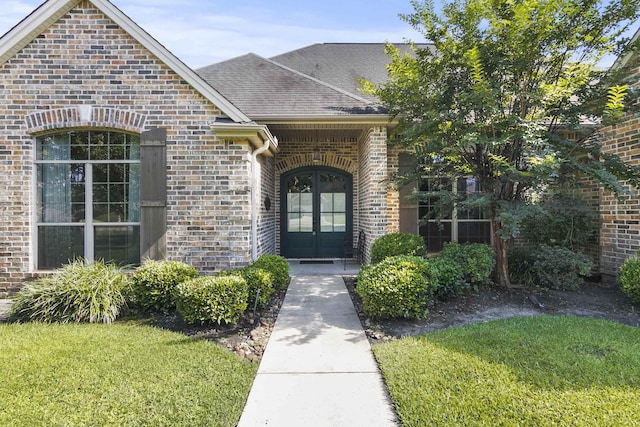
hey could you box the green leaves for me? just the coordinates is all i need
[604,84,628,124]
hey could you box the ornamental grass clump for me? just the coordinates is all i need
[176,275,248,325]
[356,255,433,320]
[9,259,129,324]
[130,260,199,314]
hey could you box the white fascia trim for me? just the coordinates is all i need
[613,27,640,70]
[211,121,279,155]
[0,0,251,124]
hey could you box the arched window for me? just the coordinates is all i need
[35,130,141,269]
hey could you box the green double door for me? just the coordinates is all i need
[281,167,353,258]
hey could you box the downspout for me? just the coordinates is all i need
[251,139,271,261]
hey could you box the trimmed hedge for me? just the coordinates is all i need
[356,255,433,320]
[370,232,427,264]
[439,242,495,285]
[251,255,290,290]
[130,260,199,314]
[427,257,467,301]
[176,275,248,325]
[218,267,274,310]
[9,259,129,324]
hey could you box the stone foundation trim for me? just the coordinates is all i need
[25,106,146,134]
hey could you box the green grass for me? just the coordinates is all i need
[0,323,257,426]
[374,316,640,426]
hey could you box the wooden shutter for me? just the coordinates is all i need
[398,152,418,234]
[140,128,167,261]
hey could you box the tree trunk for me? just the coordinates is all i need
[491,219,511,287]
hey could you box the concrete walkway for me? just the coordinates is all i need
[238,263,398,426]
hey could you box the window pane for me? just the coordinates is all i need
[38,226,84,270]
[458,221,492,244]
[94,226,140,266]
[419,221,452,252]
[288,213,300,232]
[37,133,71,160]
[37,164,85,223]
[320,213,333,232]
[93,165,139,223]
[334,194,346,212]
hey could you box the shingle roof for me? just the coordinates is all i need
[197,43,433,119]
[197,52,384,118]
[270,43,432,102]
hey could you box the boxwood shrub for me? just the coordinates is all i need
[439,242,495,285]
[427,257,467,301]
[619,254,640,303]
[370,232,427,264]
[130,260,199,314]
[175,275,248,325]
[251,255,290,290]
[9,259,129,324]
[218,267,274,310]
[356,255,433,320]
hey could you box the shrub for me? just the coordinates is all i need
[218,267,274,310]
[130,260,199,314]
[521,193,596,249]
[427,257,467,301]
[356,255,433,320]
[530,245,593,290]
[9,259,129,324]
[251,255,290,290]
[370,232,427,264]
[619,255,640,303]
[175,275,248,325]
[439,242,495,285]
[508,246,536,286]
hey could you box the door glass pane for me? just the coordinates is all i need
[334,214,346,232]
[321,213,333,232]
[334,194,346,212]
[94,226,140,265]
[287,174,313,233]
[38,226,84,270]
[321,193,333,212]
[299,213,313,232]
[300,193,313,213]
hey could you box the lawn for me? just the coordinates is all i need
[0,323,257,426]
[374,315,640,427]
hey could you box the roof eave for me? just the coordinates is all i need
[210,121,279,155]
[252,114,395,126]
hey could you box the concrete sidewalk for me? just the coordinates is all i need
[238,272,398,426]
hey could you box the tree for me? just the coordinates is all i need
[371,0,640,286]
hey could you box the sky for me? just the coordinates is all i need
[0,0,424,68]
[1,1,638,69]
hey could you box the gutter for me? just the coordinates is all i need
[251,137,273,261]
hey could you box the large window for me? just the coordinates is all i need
[418,177,491,251]
[36,130,141,269]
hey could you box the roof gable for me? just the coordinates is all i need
[0,0,250,123]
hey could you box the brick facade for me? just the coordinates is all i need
[0,2,260,293]
[597,51,640,281]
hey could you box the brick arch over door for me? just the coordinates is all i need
[25,106,146,134]
[275,152,357,176]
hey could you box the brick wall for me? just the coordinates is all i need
[597,52,640,281]
[0,1,253,293]
[358,127,388,264]
[257,155,276,257]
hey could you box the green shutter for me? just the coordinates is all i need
[398,152,418,234]
[140,128,167,261]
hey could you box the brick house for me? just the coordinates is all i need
[2,0,441,294]
[2,0,634,295]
